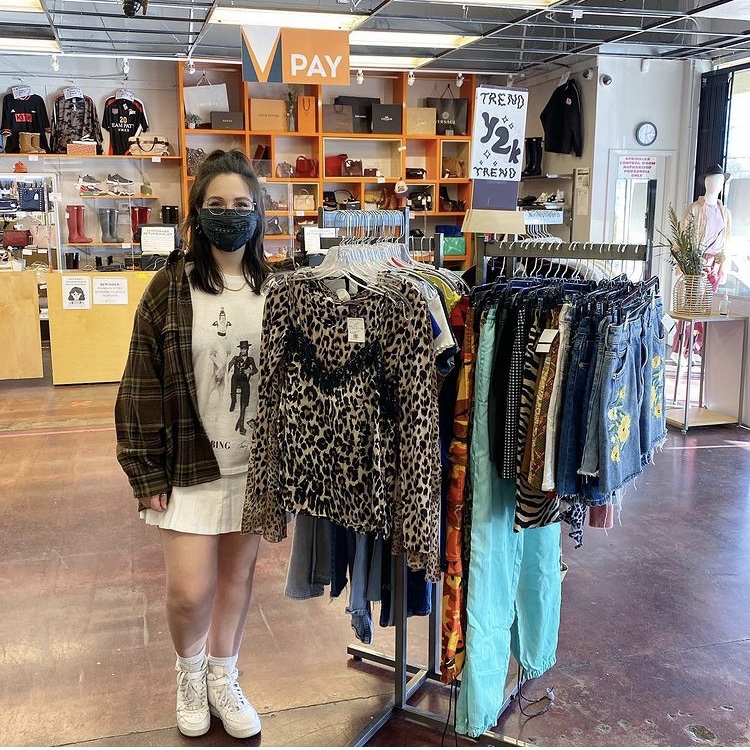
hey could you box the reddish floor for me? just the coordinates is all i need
[1,355,749,747]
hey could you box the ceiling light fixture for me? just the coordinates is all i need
[429,0,562,7]
[0,0,44,11]
[350,55,432,71]
[356,69,364,85]
[0,37,60,53]
[121,57,130,76]
[50,54,59,71]
[208,7,367,30]
[407,70,415,86]
[456,72,464,88]
[349,30,479,49]
[187,58,196,75]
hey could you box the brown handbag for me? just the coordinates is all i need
[2,228,33,248]
[343,159,363,177]
[441,157,467,178]
[295,156,319,178]
[324,153,348,177]
[377,188,398,210]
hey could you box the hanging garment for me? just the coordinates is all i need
[243,276,442,580]
[1,93,51,153]
[455,307,561,738]
[102,95,149,155]
[539,80,583,157]
[50,94,104,154]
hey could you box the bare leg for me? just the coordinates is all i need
[160,529,219,657]
[207,532,261,657]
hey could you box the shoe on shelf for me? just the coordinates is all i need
[108,184,136,197]
[106,173,134,185]
[77,174,101,187]
[175,659,210,738]
[207,664,261,739]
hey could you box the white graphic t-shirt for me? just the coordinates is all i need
[190,274,265,475]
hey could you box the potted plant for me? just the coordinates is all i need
[185,113,201,129]
[660,204,725,314]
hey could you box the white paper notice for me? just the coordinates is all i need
[93,277,128,305]
[140,225,176,254]
[62,275,92,310]
[617,155,657,180]
[469,86,529,182]
[303,226,337,254]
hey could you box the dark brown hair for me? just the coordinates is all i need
[183,148,270,294]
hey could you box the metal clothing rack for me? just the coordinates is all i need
[313,207,520,746]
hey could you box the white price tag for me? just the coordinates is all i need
[535,327,559,354]
[29,155,39,161]
[295,210,304,217]
[151,157,162,163]
[12,85,32,99]
[121,242,132,249]
[63,86,83,100]
[347,317,365,343]
[49,192,62,202]
[377,176,386,183]
[22,248,32,256]
[258,176,267,183]
[116,88,135,101]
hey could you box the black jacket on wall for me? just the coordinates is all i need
[540,80,583,157]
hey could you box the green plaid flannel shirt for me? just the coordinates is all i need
[115,252,221,502]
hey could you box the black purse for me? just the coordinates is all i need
[335,190,361,210]
[408,190,432,212]
[405,167,426,180]
[19,184,46,212]
[323,191,337,210]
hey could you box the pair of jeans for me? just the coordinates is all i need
[639,299,667,464]
[597,317,646,495]
[456,307,561,738]
[555,316,597,497]
[284,515,332,599]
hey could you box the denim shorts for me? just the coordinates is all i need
[555,316,597,497]
[597,317,645,494]
[639,299,667,464]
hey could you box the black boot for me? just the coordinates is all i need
[528,137,543,176]
[99,209,116,243]
[521,138,534,177]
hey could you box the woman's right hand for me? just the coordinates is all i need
[146,492,169,512]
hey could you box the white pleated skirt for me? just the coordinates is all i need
[140,472,248,535]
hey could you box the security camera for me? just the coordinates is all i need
[600,73,612,86]
[122,0,147,16]
[581,68,593,80]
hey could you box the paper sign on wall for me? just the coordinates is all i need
[618,155,657,180]
[93,277,128,305]
[62,275,91,310]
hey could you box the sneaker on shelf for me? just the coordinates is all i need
[175,660,210,737]
[207,665,261,739]
[77,174,100,187]
[108,184,136,196]
[106,173,134,185]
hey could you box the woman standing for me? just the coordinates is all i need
[115,149,269,738]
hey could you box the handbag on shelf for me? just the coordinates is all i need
[19,184,46,212]
[275,161,295,178]
[2,228,32,248]
[252,144,271,177]
[405,167,426,180]
[323,191,337,210]
[343,159,363,177]
[441,157,467,178]
[265,217,285,235]
[127,134,171,156]
[364,168,379,178]
[364,190,380,210]
[293,189,316,212]
[408,190,432,212]
[295,156,319,178]
[0,198,18,213]
[335,189,360,210]
[261,188,278,211]
[186,147,206,176]
[324,153,348,177]
[377,188,399,211]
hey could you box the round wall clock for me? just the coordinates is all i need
[635,121,658,147]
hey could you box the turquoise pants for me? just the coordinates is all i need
[456,307,562,738]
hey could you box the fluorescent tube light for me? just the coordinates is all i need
[349,30,479,49]
[430,0,561,6]
[0,37,60,52]
[350,55,433,70]
[209,7,367,30]
[0,0,43,10]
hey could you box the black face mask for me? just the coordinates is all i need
[197,209,260,252]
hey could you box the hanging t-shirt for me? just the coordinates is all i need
[0,93,51,153]
[189,274,265,475]
[102,96,149,155]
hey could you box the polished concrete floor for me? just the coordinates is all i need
[1,355,749,747]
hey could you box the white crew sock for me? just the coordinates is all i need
[176,647,206,672]
[208,653,238,674]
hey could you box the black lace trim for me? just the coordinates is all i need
[285,325,398,421]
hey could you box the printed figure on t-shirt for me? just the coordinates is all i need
[212,307,231,337]
[227,340,257,435]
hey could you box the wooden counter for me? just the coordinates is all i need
[0,270,43,380]
[47,270,155,385]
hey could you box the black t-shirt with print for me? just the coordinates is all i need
[1,93,51,152]
[102,97,149,155]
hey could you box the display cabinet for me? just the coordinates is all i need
[177,64,476,264]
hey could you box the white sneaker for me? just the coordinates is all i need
[207,664,261,738]
[175,660,210,737]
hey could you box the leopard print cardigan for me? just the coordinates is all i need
[242,275,442,580]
